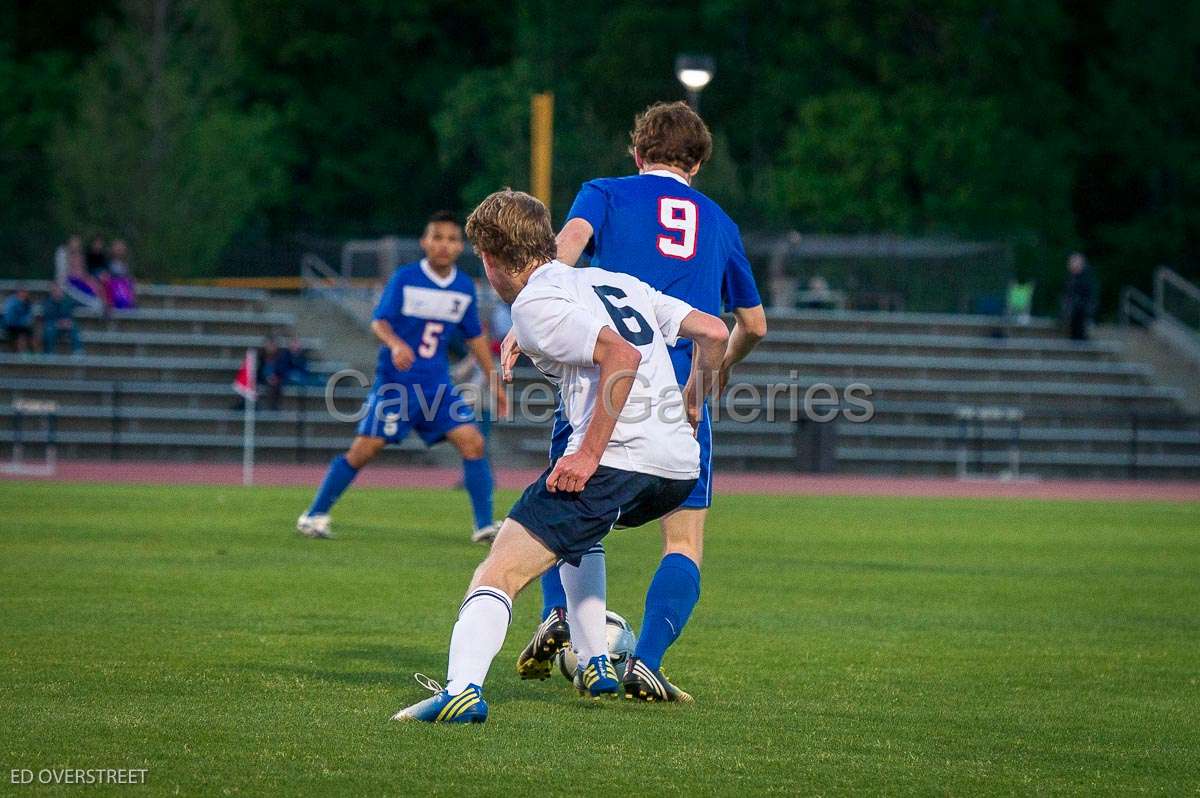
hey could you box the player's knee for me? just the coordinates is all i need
[346,437,383,468]
[455,427,486,460]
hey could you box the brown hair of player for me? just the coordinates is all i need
[629,101,713,172]
[465,189,557,275]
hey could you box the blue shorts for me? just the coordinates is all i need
[549,344,712,509]
[508,465,697,566]
[356,381,474,446]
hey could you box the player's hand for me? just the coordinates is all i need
[500,330,521,383]
[546,451,599,494]
[716,363,733,396]
[390,341,416,371]
[682,380,703,436]
[492,380,509,418]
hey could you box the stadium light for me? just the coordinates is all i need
[675,54,714,111]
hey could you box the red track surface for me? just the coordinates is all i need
[4,459,1197,502]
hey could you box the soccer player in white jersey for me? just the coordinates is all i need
[391,189,729,723]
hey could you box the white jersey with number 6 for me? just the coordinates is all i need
[512,260,701,480]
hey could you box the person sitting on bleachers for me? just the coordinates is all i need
[259,336,287,411]
[41,283,82,355]
[102,240,137,310]
[54,234,82,286]
[64,250,105,311]
[280,336,321,387]
[3,289,35,353]
[85,235,108,277]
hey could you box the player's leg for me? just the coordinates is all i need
[624,407,711,701]
[559,543,620,698]
[298,435,386,538]
[391,517,558,723]
[519,406,574,678]
[442,423,498,543]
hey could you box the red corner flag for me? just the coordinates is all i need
[233,348,258,400]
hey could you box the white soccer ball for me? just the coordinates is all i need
[554,609,638,682]
[605,610,637,670]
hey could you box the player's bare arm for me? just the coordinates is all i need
[465,333,508,416]
[370,318,416,371]
[545,327,642,494]
[676,310,730,432]
[718,304,767,394]
[555,218,594,267]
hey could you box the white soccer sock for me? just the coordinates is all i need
[445,586,512,695]
[560,545,607,665]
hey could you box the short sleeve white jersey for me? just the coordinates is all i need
[511,260,701,480]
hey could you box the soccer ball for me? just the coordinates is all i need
[553,610,637,681]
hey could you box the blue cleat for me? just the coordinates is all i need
[573,654,620,699]
[390,674,489,724]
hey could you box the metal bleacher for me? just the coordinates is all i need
[2,282,1198,479]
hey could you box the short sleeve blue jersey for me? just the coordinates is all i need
[565,171,762,319]
[372,259,482,386]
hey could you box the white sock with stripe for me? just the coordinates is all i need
[560,545,606,665]
[446,586,512,695]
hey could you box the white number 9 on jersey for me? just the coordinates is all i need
[656,197,697,260]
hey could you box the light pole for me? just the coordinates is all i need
[675,54,714,112]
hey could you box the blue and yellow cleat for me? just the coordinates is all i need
[390,674,488,724]
[573,654,620,699]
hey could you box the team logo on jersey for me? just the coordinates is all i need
[402,286,472,323]
[382,413,400,437]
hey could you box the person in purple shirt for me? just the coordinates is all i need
[504,102,767,702]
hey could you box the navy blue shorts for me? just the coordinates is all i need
[508,465,697,567]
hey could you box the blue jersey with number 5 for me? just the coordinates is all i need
[565,171,761,321]
[372,259,482,386]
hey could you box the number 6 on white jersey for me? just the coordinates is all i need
[656,197,697,260]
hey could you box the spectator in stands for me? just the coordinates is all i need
[54,235,82,286]
[481,282,513,356]
[40,283,81,355]
[259,335,287,410]
[65,250,105,311]
[1062,252,1097,341]
[85,235,109,276]
[281,336,320,387]
[799,275,839,310]
[3,289,35,353]
[103,240,137,310]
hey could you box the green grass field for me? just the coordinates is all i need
[1,481,1197,795]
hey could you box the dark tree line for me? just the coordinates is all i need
[1,0,1197,313]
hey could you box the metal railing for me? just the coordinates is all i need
[299,253,375,329]
[1121,267,1200,364]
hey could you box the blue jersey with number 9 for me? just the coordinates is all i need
[565,170,761,324]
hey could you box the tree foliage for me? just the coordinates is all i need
[50,0,285,278]
[1,0,1196,306]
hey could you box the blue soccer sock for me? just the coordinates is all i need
[308,454,359,515]
[634,553,701,671]
[540,567,567,620]
[462,456,494,530]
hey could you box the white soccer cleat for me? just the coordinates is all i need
[471,522,500,545]
[296,513,333,539]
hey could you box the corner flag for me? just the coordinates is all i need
[233,349,257,486]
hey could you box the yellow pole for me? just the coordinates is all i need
[530,92,554,208]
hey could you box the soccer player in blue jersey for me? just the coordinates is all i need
[507,101,767,701]
[297,211,505,543]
